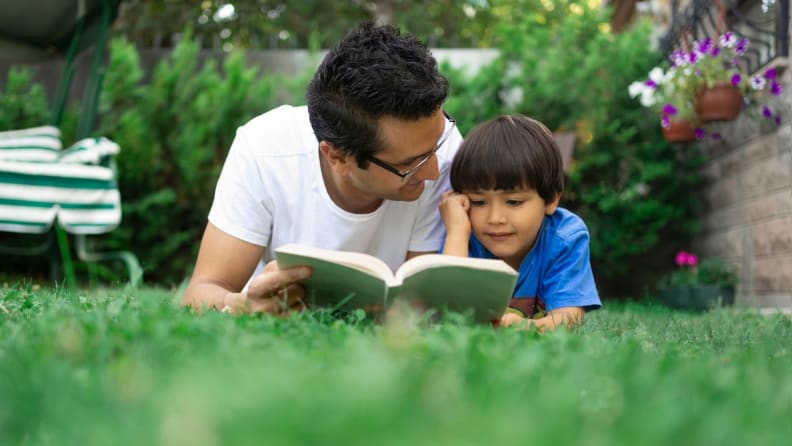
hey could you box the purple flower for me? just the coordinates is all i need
[764,67,777,79]
[662,103,678,115]
[671,49,687,67]
[661,115,670,129]
[694,127,706,140]
[688,51,699,64]
[730,73,741,86]
[645,79,657,88]
[762,105,772,118]
[770,81,782,96]
[735,38,749,55]
[710,46,721,57]
[696,38,713,55]
[775,116,781,126]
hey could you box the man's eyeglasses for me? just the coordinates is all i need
[364,112,456,182]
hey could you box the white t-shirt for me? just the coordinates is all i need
[208,104,462,276]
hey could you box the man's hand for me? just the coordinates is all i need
[223,261,312,315]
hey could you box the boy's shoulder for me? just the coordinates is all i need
[547,207,589,241]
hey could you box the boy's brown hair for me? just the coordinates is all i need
[450,114,564,203]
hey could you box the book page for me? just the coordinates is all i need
[274,244,394,312]
[275,243,394,279]
[394,255,517,324]
[394,254,516,281]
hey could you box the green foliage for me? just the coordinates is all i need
[1,285,792,445]
[97,37,312,283]
[659,257,738,288]
[0,67,51,129]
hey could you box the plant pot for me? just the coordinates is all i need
[662,119,697,143]
[658,285,735,311]
[695,81,744,121]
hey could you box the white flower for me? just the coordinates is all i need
[648,67,665,85]
[720,32,737,48]
[628,81,646,98]
[750,75,766,90]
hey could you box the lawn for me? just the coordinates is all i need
[1,283,790,446]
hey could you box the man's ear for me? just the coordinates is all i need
[545,192,562,215]
[319,141,354,175]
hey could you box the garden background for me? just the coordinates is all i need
[1,0,790,304]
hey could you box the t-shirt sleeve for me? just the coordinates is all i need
[408,128,462,253]
[540,226,601,312]
[207,127,273,247]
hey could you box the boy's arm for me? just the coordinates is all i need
[499,306,585,332]
[439,191,471,257]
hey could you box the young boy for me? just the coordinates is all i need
[439,114,601,331]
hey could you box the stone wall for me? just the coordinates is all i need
[693,59,792,308]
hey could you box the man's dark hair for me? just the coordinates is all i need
[307,22,449,167]
[450,115,564,203]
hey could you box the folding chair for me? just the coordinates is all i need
[0,0,141,287]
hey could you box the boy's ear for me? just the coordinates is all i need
[319,141,354,175]
[545,192,562,215]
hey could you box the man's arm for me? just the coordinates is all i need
[183,223,309,314]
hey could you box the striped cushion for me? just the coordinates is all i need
[0,126,62,161]
[0,160,121,234]
[59,137,120,164]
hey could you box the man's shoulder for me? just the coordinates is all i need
[237,105,314,155]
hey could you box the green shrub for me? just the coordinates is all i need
[97,37,312,284]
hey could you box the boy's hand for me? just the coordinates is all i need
[496,311,528,328]
[439,191,471,234]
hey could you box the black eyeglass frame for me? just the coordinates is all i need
[364,112,456,182]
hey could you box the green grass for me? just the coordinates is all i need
[1,283,791,446]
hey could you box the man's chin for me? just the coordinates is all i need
[394,181,425,201]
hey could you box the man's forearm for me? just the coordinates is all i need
[182,281,236,312]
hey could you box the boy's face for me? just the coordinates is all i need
[466,188,560,270]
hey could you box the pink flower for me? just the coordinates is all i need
[675,251,699,266]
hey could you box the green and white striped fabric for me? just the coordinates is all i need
[0,126,62,161]
[0,127,123,235]
[0,160,121,234]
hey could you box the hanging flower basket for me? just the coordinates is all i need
[662,118,697,143]
[695,80,744,121]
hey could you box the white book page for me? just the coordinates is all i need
[394,254,516,282]
[275,243,395,280]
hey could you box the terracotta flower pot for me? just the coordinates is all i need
[662,119,697,143]
[695,81,744,121]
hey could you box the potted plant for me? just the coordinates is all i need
[629,32,784,140]
[656,251,738,311]
[629,65,700,143]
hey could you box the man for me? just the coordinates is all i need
[183,23,462,314]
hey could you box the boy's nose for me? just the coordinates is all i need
[488,205,506,224]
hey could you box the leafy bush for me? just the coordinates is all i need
[95,37,312,284]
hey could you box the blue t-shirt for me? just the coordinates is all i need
[468,207,601,314]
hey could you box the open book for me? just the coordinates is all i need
[274,243,518,323]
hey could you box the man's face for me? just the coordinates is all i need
[349,109,449,202]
